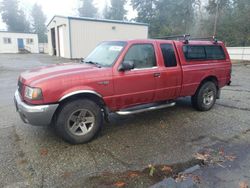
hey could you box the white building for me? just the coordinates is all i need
[47,15,149,59]
[0,31,39,53]
[227,47,250,61]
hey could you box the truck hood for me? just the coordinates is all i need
[19,63,98,86]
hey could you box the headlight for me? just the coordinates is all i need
[24,86,43,100]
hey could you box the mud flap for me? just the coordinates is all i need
[217,88,221,99]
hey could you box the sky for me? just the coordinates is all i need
[0,0,137,30]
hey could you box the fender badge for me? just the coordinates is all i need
[98,81,109,85]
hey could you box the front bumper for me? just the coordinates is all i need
[14,91,59,126]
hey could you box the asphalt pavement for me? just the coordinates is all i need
[0,54,249,188]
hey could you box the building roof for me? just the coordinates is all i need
[0,31,37,35]
[47,15,149,27]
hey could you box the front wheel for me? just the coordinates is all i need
[191,81,217,111]
[55,99,103,144]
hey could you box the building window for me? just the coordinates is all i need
[3,38,11,44]
[26,38,34,45]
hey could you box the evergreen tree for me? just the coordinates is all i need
[131,0,155,24]
[106,0,127,20]
[230,0,250,46]
[132,0,197,37]
[132,0,250,45]
[156,0,197,36]
[31,4,47,43]
[131,0,156,36]
[17,9,30,32]
[0,0,30,32]
[200,0,250,46]
[103,0,110,19]
[206,0,232,14]
[78,0,97,18]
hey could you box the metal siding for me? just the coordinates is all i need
[58,26,65,57]
[47,17,70,58]
[47,29,52,55]
[70,19,148,58]
[227,47,250,61]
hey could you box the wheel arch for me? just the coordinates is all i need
[52,90,107,124]
[201,76,218,87]
[60,91,105,106]
[59,90,103,101]
[195,75,219,95]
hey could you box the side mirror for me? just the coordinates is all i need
[118,60,135,71]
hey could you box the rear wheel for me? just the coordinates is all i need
[55,99,103,144]
[191,81,217,111]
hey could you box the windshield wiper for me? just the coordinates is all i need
[84,61,102,68]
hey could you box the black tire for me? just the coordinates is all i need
[55,99,103,144]
[191,81,217,111]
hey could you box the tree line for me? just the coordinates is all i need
[133,0,250,46]
[78,0,127,20]
[1,0,250,46]
[78,0,250,46]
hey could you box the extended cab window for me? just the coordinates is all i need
[160,44,177,67]
[183,45,226,60]
[124,44,156,69]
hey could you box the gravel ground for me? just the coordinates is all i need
[0,54,249,187]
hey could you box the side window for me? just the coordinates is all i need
[183,45,226,61]
[26,38,34,45]
[124,44,156,69]
[3,38,11,44]
[160,44,177,67]
[183,46,206,60]
[205,46,225,60]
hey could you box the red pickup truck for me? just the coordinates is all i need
[14,37,232,144]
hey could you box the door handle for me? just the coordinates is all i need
[154,73,161,77]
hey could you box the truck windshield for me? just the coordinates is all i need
[84,41,127,67]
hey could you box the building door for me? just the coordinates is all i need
[58,26,65,57]
[17,39,24,49]
[51,28,56,56]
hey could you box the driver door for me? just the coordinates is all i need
[113,43,159,109]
